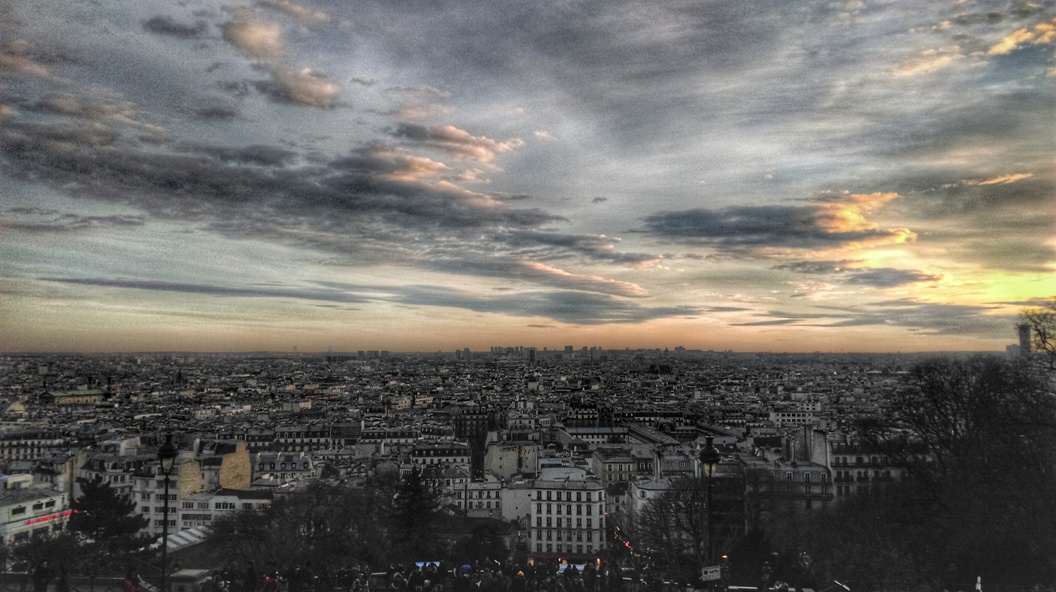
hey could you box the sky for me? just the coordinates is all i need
[0,0,1054,353]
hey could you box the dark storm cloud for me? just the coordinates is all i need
[40,277,371,303]
[773,260,942,287]
[731,300,1017,337]
[393,286,700,325]
[641,201,910,249]
[390,123,523,163]
[772,260,861,274]
[178,143,300,166]
[0,114,661,301]
[828,299,1016,337]
[499,230,657,266]
[41,276,696,324]
[844,268,942,288]
[143,16,208,38]
[1,209,145,232]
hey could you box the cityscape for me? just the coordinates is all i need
[1,0,1055,591]
[0,315,1053,592]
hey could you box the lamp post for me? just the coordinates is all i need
[157,434,179,592]
[699,436,721,577]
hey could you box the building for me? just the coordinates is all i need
[0,428,65,462]
[0,475,70,544]
[179,488,273,530]
[45,388,105,406]
[484,441,539,480]
[409,439,471,468]
[527,468,606,564]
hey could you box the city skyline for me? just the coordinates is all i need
[1,0,1053,353]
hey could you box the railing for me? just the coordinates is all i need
[0,573,125,592]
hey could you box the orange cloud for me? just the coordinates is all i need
[222,14,285,57]
[969,173,1034,186]
[815,192,901,233]
[988,17,1056,55]
[521,261,650,298]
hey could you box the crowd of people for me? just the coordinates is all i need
[194,558,655,592]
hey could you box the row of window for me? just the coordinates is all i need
[535,517,595,529]
[531,528,595,541]
[9,499,58,516]
[535,543,593,554]
[459,489,499,499]
[257,462,312,471]
[535,503,596,516]
[534,490,596,502]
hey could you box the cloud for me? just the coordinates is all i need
[0,112,666,303]
[843,268,943,288]
[391,123,524,164]
[0,41,50,78]
[255,67,339,108]
[773,260,943,287]
[729,299,1017,337]
[988,17,1056,55]
[143,16,207,38]
[499,229,659,266]
[1,209,146,232]
[829,299,1016,337]
[641,192,914,250]
[519,261,649,297]
[45,276,695,325]
[221,14,285,57]
[40,277,372,303]
[257,0,329,23]
[892,47,963,77]
[967,173,1034,186]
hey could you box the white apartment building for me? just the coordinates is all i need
[527,468,606,563]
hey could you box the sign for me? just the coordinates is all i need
[701,566,721,582]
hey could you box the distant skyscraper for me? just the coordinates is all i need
[1018,324,1032,354]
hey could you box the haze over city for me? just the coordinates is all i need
[1,0,1053,353]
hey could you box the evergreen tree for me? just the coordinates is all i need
[390,465,443,561]
[67,476,152,568]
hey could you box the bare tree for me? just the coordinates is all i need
[1020,298,1056,368]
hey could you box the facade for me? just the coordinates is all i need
[592,446,638,486]
[527,469,606,564]
[484,441,539,480]
[0,429,65,462]
[179,488,273,530]
[829,444,908,498]
[252,451,319,483]
[46,388,105,406]
[0,479,70,544]
[410,440,471,468]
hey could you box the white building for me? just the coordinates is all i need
[0,476,70,544]
[527,468,606,563]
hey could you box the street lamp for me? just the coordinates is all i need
[700,436,721,570]
[157,434,179,592]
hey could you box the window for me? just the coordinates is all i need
[12,507,25,516]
